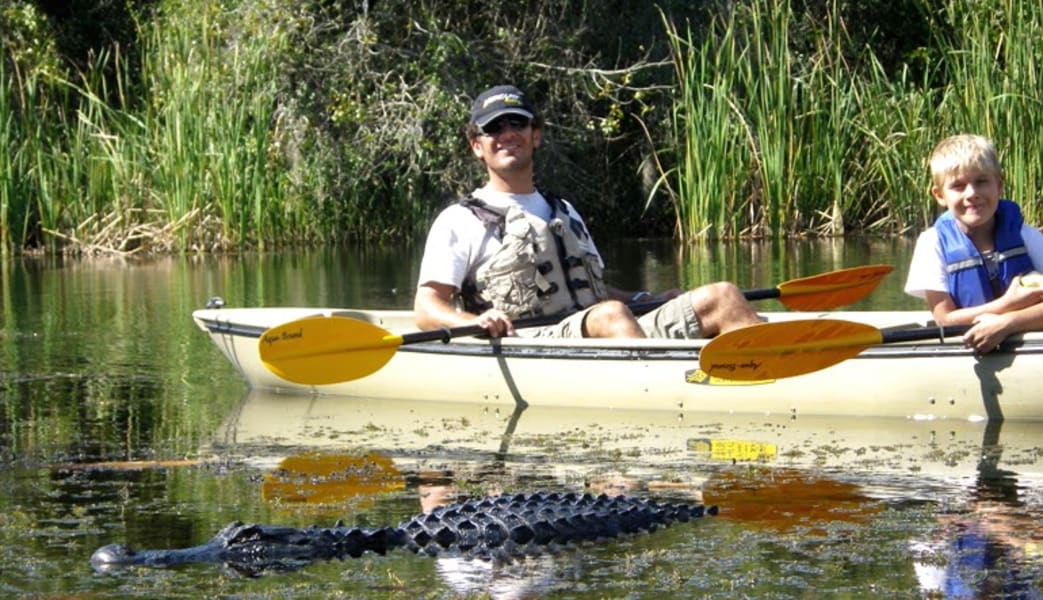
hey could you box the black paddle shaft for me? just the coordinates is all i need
[402,299,670,345]
[880,324,971,344]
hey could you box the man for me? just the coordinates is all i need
[414,84,760,338]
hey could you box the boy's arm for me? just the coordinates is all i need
[960,300,1043,352]
[927,281,1043,326]
[933,278,1043,352]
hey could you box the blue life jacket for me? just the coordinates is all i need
[936,199,1034,308]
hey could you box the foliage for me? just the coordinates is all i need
[1,0,1043,253]
[658,0,1043,240]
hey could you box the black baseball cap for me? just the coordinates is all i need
[469,85,536,128]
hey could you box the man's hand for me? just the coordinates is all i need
[475,308,515,338]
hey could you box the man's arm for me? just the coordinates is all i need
[414,283,468,330]
[414,282,514,337]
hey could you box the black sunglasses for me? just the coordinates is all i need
[480,115,532,136]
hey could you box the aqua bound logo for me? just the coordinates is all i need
[261,328,303,345]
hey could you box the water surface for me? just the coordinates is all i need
[1,239,1041,598]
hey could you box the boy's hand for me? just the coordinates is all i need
[963,313,1013,353]
[1000,275,1043,310]
[1018,271,1043,288]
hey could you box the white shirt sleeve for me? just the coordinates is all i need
[1022,224,1043,271]
[903,227,947,300]
[416,204,495,290]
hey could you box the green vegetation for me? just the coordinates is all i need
[658,0,1043,240]
[1,0,1041,254]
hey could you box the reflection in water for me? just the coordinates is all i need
[207,389,1043,594]
[261,451,405,506]
[912,421,1043,598]
[434,555,562,600]
[702,468,883,530]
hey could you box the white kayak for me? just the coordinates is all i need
[193,307,1043,422]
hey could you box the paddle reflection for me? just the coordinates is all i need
[702,468,883,531]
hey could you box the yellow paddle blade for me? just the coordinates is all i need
[775,264,893,310]
[262,452,404,506]
[259,315,404,385]
[699,319,884,381]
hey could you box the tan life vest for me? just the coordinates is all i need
[459,194,609,318]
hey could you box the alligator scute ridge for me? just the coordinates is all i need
[91,491,717,572]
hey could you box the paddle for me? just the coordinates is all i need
[699,319,972,381]
[738,264,892,311]
[258,265,891,385]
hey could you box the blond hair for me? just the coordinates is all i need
[928,134,1002,188]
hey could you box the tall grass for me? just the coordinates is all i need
[660,0,1043,240]
[78,0,293,251]
[658,1,863,240]
[0,60,16,255]
[2,0,296,254]
[934,0,1043,213]
[657,17,754,241]
[4,0,1043,253]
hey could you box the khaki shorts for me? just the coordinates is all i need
[526,293,702,339]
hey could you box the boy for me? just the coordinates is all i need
[904,134,1043,352]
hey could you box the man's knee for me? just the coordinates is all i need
[691,282,731,308]
[584,300,632,328]
[703,281,744,300]
[594,299,632,317]
[582,300,641,337]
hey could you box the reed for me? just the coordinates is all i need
[659,1,851,240]
[932,0,1043,219]
[4,0,1043,252]
[660,0,1043,240]
[129,0,292,250]
[0,61,15,255]
[3,0,298,254]
[657,18,750,241]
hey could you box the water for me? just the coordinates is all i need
[1,239,1042,598]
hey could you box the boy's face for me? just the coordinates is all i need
[932,168,1004,236]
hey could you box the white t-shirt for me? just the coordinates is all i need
[903,223,1043,299]
[416,187,604,291]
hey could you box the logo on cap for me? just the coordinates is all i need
[483,92,524,109]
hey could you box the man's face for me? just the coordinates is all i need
[470,114,541,173]
[932,168,1004,236]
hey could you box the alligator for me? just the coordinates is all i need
[91,491,716,573]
